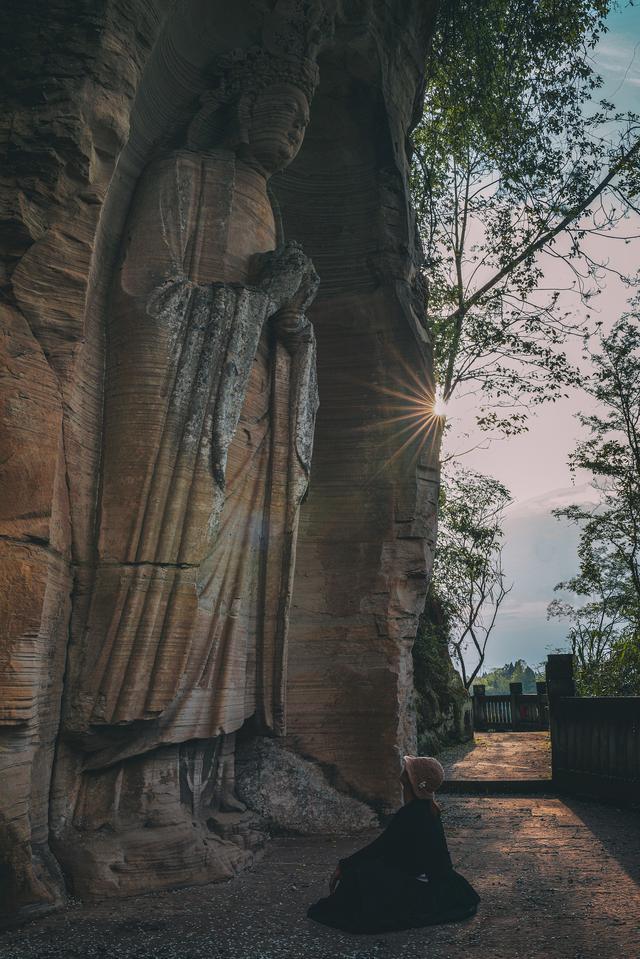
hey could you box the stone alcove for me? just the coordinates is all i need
[0,0,438,925]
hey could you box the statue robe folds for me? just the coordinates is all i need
[70,150,318,768]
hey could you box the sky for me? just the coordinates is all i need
[444,2,640,673]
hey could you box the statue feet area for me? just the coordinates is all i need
[42,735,378,903]
[51,744,268,901]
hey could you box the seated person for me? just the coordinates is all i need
[307,755,480,934]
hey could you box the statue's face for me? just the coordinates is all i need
[248,82,310,173]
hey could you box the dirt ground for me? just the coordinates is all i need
[2,794,639,959]
[440,732,552,781]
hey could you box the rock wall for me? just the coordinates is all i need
[0,0,439,924]
[276,6,440,813]
[0,0,163,922]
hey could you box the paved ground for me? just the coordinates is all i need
[2,794,638,959]
[440,732,552,781]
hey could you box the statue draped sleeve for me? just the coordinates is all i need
[69,151,318,768]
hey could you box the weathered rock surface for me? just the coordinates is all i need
[50,743,268,901]
[276,11,440,813]
[1,0,162,923]
[0,0,438,924]
[236,736,378,834]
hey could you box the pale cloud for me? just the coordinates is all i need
[506,483,601,519]
[595,32,640,99]
[497,599,554,621]
[597,38,637,65]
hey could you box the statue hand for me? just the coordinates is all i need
[287,254,320,315]
[272,306,315,354]
[251,241,319,313]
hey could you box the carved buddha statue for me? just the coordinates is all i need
[64,50,320,815]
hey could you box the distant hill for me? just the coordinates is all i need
[478,659,545,694]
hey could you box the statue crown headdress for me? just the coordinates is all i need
[187,48,319,151]
[186,1,332,151]
[203,46,320,109]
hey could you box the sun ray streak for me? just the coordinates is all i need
[321,356,445,488]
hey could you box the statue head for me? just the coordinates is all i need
[187,49,318,175]
[245,81,310,173]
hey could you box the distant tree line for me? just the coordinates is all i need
[477,659,546,695]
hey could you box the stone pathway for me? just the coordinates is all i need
[1,794,638,959]
[440,731,552,781]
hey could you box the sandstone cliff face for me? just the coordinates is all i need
[275,20,440,810]
[1,0,163,921]
[0,0,438,924]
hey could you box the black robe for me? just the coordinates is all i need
[307,798,479,934]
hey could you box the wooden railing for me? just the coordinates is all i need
[472,682,549,731]
[551,697,640,802]
[547,653,640,804]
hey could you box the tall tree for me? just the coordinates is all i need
[431,467,513,689]
[548,299,640,695]
[412,0,640,439]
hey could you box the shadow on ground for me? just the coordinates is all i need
[563,796,640,888]
[1,796,639,959]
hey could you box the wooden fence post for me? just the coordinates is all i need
[546,654,575,786]
[509,682,522,730]
[473,684,486,731]
[536,680,549,729]
[546,655,575,702]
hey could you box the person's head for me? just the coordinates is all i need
[401,755,444,815]
[187,49,317,176]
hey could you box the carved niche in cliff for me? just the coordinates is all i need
[0,0,437,923]
[3,3,331,906]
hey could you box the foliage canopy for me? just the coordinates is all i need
[431,466,513,689]
[548,300,640,695]
[478,659,545,695]
[413,0,640,437]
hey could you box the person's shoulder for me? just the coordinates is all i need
[393,799,441,821]
[399,799,430,817]
[409,799,443,823]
